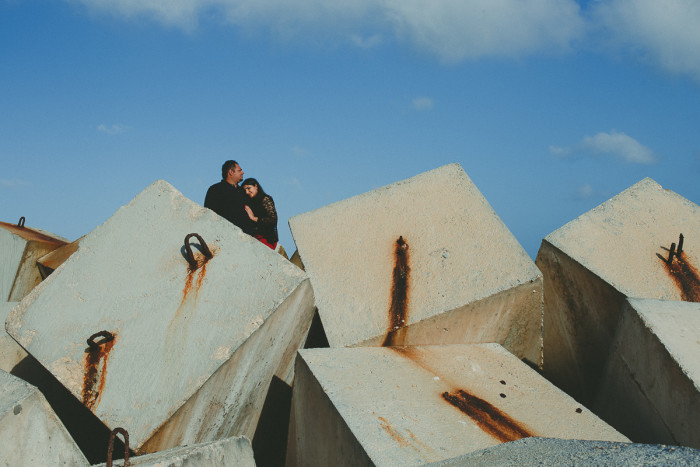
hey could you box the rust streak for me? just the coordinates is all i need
[181,250,213,305]
[663,252,700,302]
[441,389,534,443]
[82,336,117,411]
[378,416,409,447]
[383,236,410,346]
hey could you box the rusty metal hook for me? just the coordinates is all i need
[87,331,114,349]
[184,233,213,270]
[667,243,676,264]
[17,216,25,228]
[678,233,684,256]
[106,427,130,467]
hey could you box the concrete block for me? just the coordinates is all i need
[594,298,700,448]
[5,180,316,455]
[0,220,68,301]
[428,437,700,466]
[0,369,88,466]
[286,344,627,466]
[1,302,28,373]
[93,435,255,466]
[36,236,83,279]
[536,178,700,402]
[289,163,543,365]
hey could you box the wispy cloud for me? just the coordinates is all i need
[97,123,127,135]
[550,130,657,165]
[590,0,700,82]
[69,0,700,81]
[412,97,434,111]
[291,146,311,158]
[1,178,32,188]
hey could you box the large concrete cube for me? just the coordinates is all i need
[0,369,88,466]
[286,344,627,466]
[536,178,700,402]
[94,435,255,466]
[594,298,700,448]
[6,180,315,455]
[289,163,542,365]
[0,220,67,301]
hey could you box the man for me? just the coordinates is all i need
[204,160,253,234]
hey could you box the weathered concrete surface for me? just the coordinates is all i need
[93,435,255,466]
[429,437,700,466]
[36,236,83,279]
[536,178,700,402]
[1,302,28,373]
[0,221,67,301]
[286,344,627,467]
[5,180,315,455]
[289,163,543,365]
[594,298,700,448]
[0,369,89,466]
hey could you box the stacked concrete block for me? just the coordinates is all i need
[0,220,67,301]
[5,180,316,456]
[93,435,255,466]
[289,163,543,366]
[0,369,89,466]
[428,437,700,466]
[594,298,700,448]
[536,178,700,403]
[1,302,28,373]
[36,236,83,279]
[286,344,627,466]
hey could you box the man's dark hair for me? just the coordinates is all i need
[221,160,239,179]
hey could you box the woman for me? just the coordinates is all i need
[242,178,279,249]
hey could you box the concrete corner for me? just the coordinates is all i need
[286,344,626,466]
[594,298,700,448]
[536,178,700,402]
[290,163,542,365]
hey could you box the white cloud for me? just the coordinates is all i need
[0,179,32,188]
[291,146,311,157]
[551,130,657,165]
[591,0,700,82]
[97,123,126,135]
[70,0,585,61]
[412,97,434,111]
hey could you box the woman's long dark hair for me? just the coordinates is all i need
[241,178,268,201]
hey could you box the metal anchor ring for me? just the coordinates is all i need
[17,217,25,228]
[184,233,213,270]
[106,427,130,467]
[87,331,114,349]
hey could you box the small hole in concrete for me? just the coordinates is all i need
[500,380,506,385]
[576,408,582,413]
[500,393,506,398]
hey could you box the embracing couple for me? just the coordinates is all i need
[204,160,278,250]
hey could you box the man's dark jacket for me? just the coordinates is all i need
[204,180,254,234]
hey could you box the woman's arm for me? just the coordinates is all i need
[256,196,278,226]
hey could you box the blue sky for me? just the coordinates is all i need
[2,0,700,258]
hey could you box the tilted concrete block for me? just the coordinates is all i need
[594,298,700,448]
[428,437,700,466]
[93,435,255,466]
[536,178,700,402]
[1,302,28,373]
[0,220,68,301]
[36,236,83,279]
[6,180,316,455]
[286,344,627,466]
[289,163,543,365]
[0,369,88,466]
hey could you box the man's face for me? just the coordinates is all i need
[229,164,244,185]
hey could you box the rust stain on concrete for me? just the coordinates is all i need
[82,334,117,411]
[663,252,700,302]
[383,236,410,346]
[441,389,534,443]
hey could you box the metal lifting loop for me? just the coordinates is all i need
[17,216,25,228]
[106,427,130,467]
[87,331,114,349]
[184,233,213,270]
